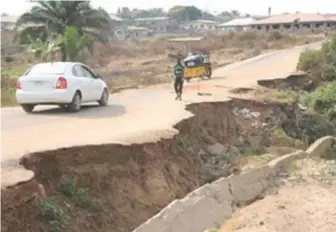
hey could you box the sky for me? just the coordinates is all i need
[1,0,335,16]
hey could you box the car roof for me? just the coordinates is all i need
[34,62,86,66]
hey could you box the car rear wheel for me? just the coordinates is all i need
[68,92,81,112]
[21,104,35,113]
[98,88,109,106]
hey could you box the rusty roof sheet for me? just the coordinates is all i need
[251,13,336,25]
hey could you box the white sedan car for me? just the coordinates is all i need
[16,62,109,113]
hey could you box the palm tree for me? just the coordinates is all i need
[62,26,93,61]
[15,1,112,61]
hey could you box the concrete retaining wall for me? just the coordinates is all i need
[133,136,335,232]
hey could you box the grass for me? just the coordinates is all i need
[1,88,17,107]
[253,87,297,104]
[240,139,264,156]
[271,126,293,143]
[36,197,70,232]
[1,67,27,78]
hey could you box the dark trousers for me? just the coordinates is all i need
[174,78,184,95]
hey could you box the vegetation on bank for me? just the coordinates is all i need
[297,35,336,120]
[297,35,336,84]
[36,178,94,232]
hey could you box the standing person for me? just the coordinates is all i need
[173,58,184,100]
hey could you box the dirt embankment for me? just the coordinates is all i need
[1,99,306,232]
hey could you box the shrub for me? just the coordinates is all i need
[268,31,283,41]
[37,198,70,232]
[59,178,91,207]
[301,81,336,119]
[297,49,324,72]
[297,36,336,82]
[297,113,335,144]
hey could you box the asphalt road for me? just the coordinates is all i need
[1,41,323,188]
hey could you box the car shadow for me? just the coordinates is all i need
[31,104,126,119]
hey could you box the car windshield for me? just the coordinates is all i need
[26,63,68,76]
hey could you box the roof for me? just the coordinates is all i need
[325,14,336,21]
[251,13,336,25]
[127,26,150,31]
[167,37,204,42]
[217,17,256,27]
[1,15,19,23]
[134,16,169,22]
[190,19,217,24]
[109,14,123,22]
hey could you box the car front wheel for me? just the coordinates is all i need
[98,89,109,106]
[21,104,35,113]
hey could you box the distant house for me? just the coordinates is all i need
[183,19,218,31]
[133,16,177,33]
[109,14,124,23]
[114,26,151,40]
[249,13,336,33]
[1,15,19,31]
[217,17,256,32]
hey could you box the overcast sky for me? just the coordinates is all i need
[1,0,335,16]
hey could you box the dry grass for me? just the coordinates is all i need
[253,87,297,104]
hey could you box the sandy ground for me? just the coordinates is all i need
[1,41,323,188]
[220,157,336,232]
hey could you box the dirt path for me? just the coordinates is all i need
[1,41,323,188]
[220,157,336,232]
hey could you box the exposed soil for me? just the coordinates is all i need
[1,99,309,232]
[257,72,315,92]
[219,156,336,232]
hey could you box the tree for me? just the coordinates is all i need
[26,25,63,62]
[132,8,166,18]
[218,10,241,18]
[15,1,112,61]
[62,26,93,61]
[117,7,132,18]
[168,6,202,21]
[201,11,215,20]
[231,10,240,17]
[26,26,93,62]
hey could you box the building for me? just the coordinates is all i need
[114,26,151,40]
[183,19,218,31]
[216,17,256,32]
[249,13,336,33]
[133,16,177,33]
[1,14,19,31]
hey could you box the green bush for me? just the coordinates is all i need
[37,198,70,232]
[59,178,91,207]
[297,114,335,144]
[301,81,336,119]
[297,36,336,82]
[297,49,324,73]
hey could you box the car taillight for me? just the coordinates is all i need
[56,77,67,89]
[16,80,22,89]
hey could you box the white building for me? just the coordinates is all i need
[134,16,177,33]
[249,13,336,33]
[216,17,256,32]
[183,19,218,31]
[114,26,151,40]
[1,14,19,31]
